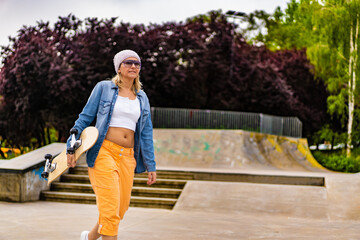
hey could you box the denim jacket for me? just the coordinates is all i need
[66,80,156,173]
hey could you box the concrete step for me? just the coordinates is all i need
[129,196,176,209]
[40,191,96,204]
[133,178,187,189]
[60,174,187,189]
[50,182,182,198]
[51,182,94,194]
[40,191,176,209]
[44,172,186,209]
[132,187,181,199]
[61,174,90,184]
[135,171,194,180]
[69,166,195,180]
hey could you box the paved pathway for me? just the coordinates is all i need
[1,201,360,240]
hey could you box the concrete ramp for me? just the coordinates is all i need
[153,129,327,172]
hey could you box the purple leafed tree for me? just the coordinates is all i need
[0,11,327,148]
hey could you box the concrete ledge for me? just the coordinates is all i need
[191,171,325,186]
[0,143,65,202]
[157,166,325,186]
[0,143,65,172]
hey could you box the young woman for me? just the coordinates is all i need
[66,50,156,240]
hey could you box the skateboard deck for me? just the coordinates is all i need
[46,126,99,185]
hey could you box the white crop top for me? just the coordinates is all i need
[109,96,141,131]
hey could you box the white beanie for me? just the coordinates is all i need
[113,49,141,73]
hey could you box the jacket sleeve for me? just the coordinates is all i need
[66,82,102,149]
[141,105,156,172]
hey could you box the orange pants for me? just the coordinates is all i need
[88,139,136,236]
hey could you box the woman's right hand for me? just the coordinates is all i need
[147,171,157,185]
[67,153,77,168]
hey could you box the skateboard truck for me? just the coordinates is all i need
[42,126,99,185]
[67,128,82,155]
[41,128,82,179]
[41,154,57,179]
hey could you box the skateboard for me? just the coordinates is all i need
[41,126,99,185]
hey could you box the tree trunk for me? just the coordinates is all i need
[347,16,359,157]
[58,130,63,142]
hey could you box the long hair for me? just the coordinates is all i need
[111,73,142,94]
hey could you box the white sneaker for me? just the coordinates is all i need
[80,231,89,240]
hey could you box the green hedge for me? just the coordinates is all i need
[312,150,360,173]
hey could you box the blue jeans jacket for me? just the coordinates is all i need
[66,80,156,173]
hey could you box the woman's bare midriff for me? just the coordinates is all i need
[105,127,135,148]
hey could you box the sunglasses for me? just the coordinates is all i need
[122,60,141,69]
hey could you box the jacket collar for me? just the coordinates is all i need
[111,81,118,89]
[111,81,142,96]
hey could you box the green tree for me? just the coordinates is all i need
[244,0,320,51]
[305,0,360,156]
[256,0,360,156]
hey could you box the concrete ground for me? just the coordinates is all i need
[3,169,360,240]
[2,129,360,239]
[1,201,360,240]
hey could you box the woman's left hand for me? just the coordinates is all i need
[147,171,157,185]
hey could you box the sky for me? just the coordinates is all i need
[0,0,289,48]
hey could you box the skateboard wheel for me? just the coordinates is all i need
[41,171,49,178]
[67,147,75,155]
[70,128,78,135]
[45,154,53,160]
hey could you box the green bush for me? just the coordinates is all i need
[312,151,360,173]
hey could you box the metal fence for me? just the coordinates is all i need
[151,107,302,138]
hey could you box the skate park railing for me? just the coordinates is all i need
[151,107,302,138]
